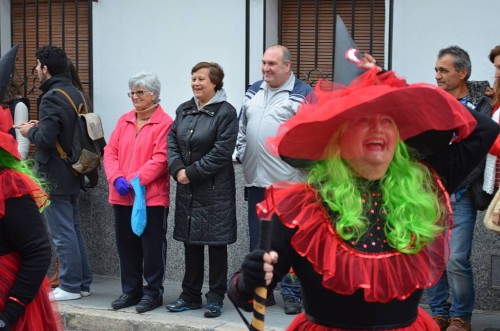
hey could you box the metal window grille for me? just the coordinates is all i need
[9,0,94,110]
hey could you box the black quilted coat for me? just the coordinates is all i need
[167,94,238,245]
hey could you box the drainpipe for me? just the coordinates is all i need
[388,0,394,70]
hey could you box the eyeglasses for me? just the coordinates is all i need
[127,90,152,98]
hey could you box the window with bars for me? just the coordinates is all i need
[11,0,92,113]
[279,0,385,85]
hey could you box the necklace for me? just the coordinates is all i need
[135,103,158,120]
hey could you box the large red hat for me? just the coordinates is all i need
[0,105,21,160]
[268,68,477,161]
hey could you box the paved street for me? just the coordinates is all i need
[55,275,500,331]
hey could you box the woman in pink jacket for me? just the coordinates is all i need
[104,71,173,314]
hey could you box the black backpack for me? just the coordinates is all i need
[54,88,106,189]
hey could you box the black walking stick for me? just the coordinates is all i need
[250,218,273,331]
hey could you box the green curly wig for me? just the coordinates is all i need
[0,149,50,211]
[307,127,444,254]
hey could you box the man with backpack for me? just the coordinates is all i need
[17,45,92,301]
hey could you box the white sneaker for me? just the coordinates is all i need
[80,290,91,297]
[53,288,81,301]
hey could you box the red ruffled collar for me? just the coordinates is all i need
[257,179,451,303]
[0,169,50,218]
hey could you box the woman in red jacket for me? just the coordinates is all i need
[104,71,173,314]
[482,46,500,232]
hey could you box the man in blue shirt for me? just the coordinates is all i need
[428,45,491,331]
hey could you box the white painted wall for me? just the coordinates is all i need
[249,0,265,85]
[391,0,498,86]
[248,0,278,88]
[92,0,248,141]
[0,0,11,56]
[90,0,500,141]
[265,0,279,48]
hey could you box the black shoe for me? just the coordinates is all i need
[111,293,141,310]
[136,294,163,313]
[283,296,302,315]
[266,292,276,307]
[204,301,224,318]
[165,298,202,312]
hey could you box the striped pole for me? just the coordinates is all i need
[250,218,273,331]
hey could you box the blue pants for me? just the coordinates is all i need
[43,193,93,294]
[114,205,168,297]
[427,190,476,321]
[247,186,302,300]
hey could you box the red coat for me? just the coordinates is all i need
[490,104,500,157]
[104,105,173,207]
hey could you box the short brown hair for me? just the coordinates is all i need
[191,62,224,91]
[489,45,500,63]
[489,45,500,106]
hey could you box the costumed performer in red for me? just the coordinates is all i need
[227,66,500,330]
[0,106,63,330]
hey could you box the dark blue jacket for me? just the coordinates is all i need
[28,74,83,195]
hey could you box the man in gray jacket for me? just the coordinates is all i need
[17,46,92,302]
[236,44,312,315]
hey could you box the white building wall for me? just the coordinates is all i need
[249,0,265,85]
[248,0,279,86]
[391,0,498,86]
[0,0,11,56]
[92,0,248,140]
[265,0,279,48]
[8,0,498,139]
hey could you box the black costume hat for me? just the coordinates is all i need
[333,15,364,86]
[0,44,19,103]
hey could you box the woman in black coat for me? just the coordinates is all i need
[166,62,238,318]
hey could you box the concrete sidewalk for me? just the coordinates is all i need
[56,275,500,331]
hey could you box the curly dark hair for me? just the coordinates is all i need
[36,46,67,76]
[2,79,21,106]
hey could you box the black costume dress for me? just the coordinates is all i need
[0,168,62,330]
[228,106,500,330]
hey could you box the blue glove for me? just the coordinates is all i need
[130,175,147,236]
[114,177,131,196]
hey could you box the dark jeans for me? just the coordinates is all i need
[427,191,476,321]
[180,243,228,305]
[247,186,302,300]
[44,193,92,294]
[247,186,267,252]
[114,205,168,297]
